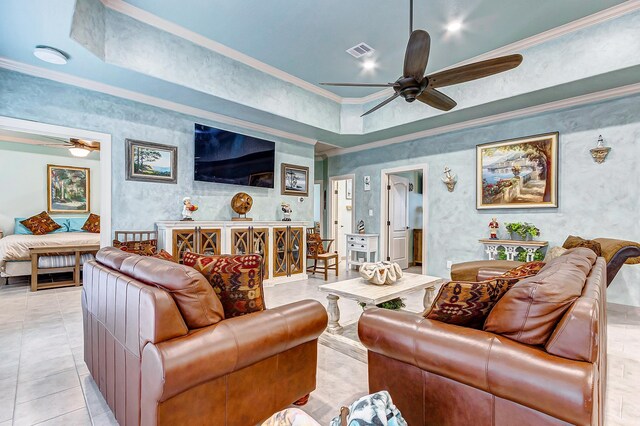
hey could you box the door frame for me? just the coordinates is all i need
[388,174,410,270]
[314,180,324,237]
[328,174,355,256]
[0,116,112,248]
[380,164,429,275]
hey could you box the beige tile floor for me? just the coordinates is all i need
[0,263,639,425]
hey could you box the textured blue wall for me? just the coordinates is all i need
[328,94,640,306]
[0,69,314,231]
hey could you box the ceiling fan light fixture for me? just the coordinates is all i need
[446,20,463,33]
[69,147,90,157]
[33,46,69,65]
[362,60,376,71]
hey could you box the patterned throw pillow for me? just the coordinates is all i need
[81,214,100,233]
[424,277,520,329]
[20,211,62,235]
[307,233,326,256]
[500,261,546,279]
[112,239,158,256]
[182,251,203,267]
[563,236,602,257]
[191,254,265,318]
[151,249,177,262]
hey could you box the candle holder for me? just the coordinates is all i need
[590,135,611,164]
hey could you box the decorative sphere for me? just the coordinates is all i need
[231,192,253,215]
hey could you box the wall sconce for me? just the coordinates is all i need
[590,135,611,164]
[441,166,457,192]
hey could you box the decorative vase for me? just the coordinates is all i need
[510,232,524,241]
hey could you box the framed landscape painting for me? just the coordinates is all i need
[476,132,558,209]
[126,139,177,183]
[48,165,90,213]
[281,163,309,196]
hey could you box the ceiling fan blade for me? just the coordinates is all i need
[427,54,523,88]
[361,93,400,117]
[403,30,431,81]
[416,88,457,111]
[319,82,396,87]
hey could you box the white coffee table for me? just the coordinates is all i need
[319,273,444,334]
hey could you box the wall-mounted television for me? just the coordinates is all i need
[194,123,275,188]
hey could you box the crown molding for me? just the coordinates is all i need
[323,81,640,157]
[347,1,640,105]
[0,58,318,146]
[100,0,343,103]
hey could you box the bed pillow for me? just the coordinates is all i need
[15,216,67,234]
[19,212,63,235]
[81,214,100,233]
[66,216,89,232]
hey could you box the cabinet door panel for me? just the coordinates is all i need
[252,228,269,280]
[288,227,304,275]
[231,228,250,255]
[200,228,221,255]
[273,228,288,277]
[173,229,196,262]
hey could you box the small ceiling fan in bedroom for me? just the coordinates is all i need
[40,137,101,157]
[320,0,523,116]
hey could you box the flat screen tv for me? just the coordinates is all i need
[194,123,275,188]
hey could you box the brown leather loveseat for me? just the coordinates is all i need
[358,248,606,425]
[82,247,328,425]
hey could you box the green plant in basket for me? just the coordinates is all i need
[358,298,406,310]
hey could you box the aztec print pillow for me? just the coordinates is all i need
[424,277,521,329]
[20,211,62,235]
[190,254,265,318]
[112,239,157,256]
[499,261,546,279]
[81,213,100,233]
[307,233,326,256]
[151,249,176,262]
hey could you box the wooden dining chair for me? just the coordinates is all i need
[306,233,339,281]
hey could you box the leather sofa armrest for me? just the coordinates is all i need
[358,309,595,426]
[142,300,327,402]
[450,260,522,281]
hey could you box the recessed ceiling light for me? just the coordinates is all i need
[362,60,376,70]
[446,20,463,33]
[33,46,68,65]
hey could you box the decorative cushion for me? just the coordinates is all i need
[190,254,265,318]
[544,246,568,262]
[112,239,158,256]
[119,254,225,329]
[81,213,100,233]
[499,261,546,279]
[484,248,596,345]
[20,211,62,235]
[424,277,520,329]
[15,217,67,234]
[151,249,177,262]
[562,235,602,256]
[182,251,202,267]
[307,233,326,255]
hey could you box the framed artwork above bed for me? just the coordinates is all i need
[47,165,90,213]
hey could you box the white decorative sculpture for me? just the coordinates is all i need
[281,202,292,221]
[359,261,403,285]
[181,197,198,221]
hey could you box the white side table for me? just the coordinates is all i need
[345,233,379,270]
[478,239,548,262]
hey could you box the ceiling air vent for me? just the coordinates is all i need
[346,42,374,58]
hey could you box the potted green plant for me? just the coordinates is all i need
[358,298,406,310]
[525,223,540,241]
[505,222,527,240]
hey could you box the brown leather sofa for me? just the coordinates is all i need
[82,248,328,426]
[358,249,606,426]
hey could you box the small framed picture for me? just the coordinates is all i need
[346,179,353,200]
[126,139,178,184]
[281,163,309,196]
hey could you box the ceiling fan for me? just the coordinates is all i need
[41,137,101,157]
[320,0,523,117]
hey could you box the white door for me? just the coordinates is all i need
[331,179,353,260]
[388,175,409,269]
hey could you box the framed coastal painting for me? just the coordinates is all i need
[47,165,90,213]
[126,139,177,183]
[281,163,309,196]
[476,132,558,209]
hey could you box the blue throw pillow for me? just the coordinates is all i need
[66,216,89,232]
[14,217,69,234]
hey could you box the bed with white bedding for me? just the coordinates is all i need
[0,232,101,278]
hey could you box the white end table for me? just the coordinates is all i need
[345,233,379,270]
[319,273,444,333]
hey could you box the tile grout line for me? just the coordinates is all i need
[56,288,96,425]
[31,407,87,426]
[10,289,28,425]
